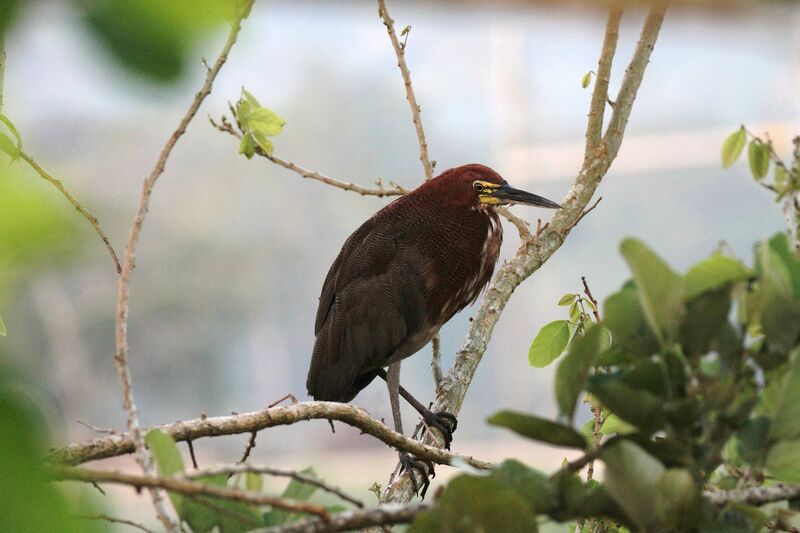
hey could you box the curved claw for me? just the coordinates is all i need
[399,452,435,499]
[421,410,458,450]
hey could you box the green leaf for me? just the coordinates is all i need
[528,320,570,367]
[759,238,800,351]
[245,471,263,492]
[410,474,538,533]
[603,282,659,358]
[721,127,746,168]
[488,411,587,449]
[775,165,788,188]
[767,233,800,297]
[683,255,750,300]
[246,107,286,137]
[747,139,770,180]
[265,468,319,526]
[679,290,731,358]
[581,71,592,89]
[0,114,22,154]
[239,134,256,159]
[252,132,275,156]
[555,324,604,420]
[654,469,702,531]
[587,375,663,432]
[767,439,800,482]
[620,238,684,345]
[770,349,800,440]
[0,315,5,336]
[558,293,578,306]
[600,414,637,435]
[145,429,185,516]
[186,474,262,532]
[241,88,261,109]
[601,441,665,531]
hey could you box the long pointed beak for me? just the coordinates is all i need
[493,184,562,209]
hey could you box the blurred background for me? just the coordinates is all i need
[1,0,799,526]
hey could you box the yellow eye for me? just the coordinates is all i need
[473,182,485,193]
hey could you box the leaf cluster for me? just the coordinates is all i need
[415,234,800,532]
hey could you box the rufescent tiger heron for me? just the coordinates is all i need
[307,164,561,495]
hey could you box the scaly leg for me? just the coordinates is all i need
[386,362,434,497]
[378,368,457,449]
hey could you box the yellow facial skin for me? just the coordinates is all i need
[473,180,503,205]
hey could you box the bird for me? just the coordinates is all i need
[307,163,561,495]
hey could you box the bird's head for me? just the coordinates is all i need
[435,164,562,211]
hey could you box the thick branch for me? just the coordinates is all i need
[19,151,122,274]
[377,0,433,180]
[48,401,492,471]
[584,7,622,159]
[51,466,329,520]
[704,483,800,507]
[113,11,250,530]
[254,502,429,533]
[378,6,666,504]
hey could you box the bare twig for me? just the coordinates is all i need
[77,420,117,435]
[585,8,622,160]
[582,276,601,322]
[496,206,532,240]
[51,466,330,520]
[74,514,155,533]
[252,502,429,533]
[186,440,199,470]
[377,0,433,180]
[186,464,364,508]
[237,431,258,464]
[18,151,122,274]
[112,9,251,530]
[48,401,493,471]
[378,5,666,504]
[212,119,408,197]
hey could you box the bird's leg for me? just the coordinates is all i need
[377,368,458,449]
[386,362,434,498]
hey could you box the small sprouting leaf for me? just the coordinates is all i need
[252,133,274,156]
[488,410,587,449]
[246,107,286,137]
[568,300,580,323]
[775,165,788,187]
[581,71,592,89]
[241,87,261,109]
[721,127,746,168]
[748,139,770,180]
[528,320,570,367]
[239,134,256,159]
[585,299,598,314]
[0,315,6,336]
[400,25,411,36]
[558,293,578,306]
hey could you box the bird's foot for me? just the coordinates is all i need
[398,452,435,499]
[421,409,458,450]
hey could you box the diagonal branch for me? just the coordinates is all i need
[112,8,252,530]
[47,401,493,471]
[253,502,429,533]
[377,0,434,180]
[584,7,622,160]
[377,5,666,505]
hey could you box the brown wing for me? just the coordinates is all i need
[307,213,428,402]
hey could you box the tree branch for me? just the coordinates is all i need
[112,9,251,530]
[253,502,429,533]
[186,464,364,509]
[584,7,622,160]
[378,5,666,504]
[704,483,800,507]
[51,466,330,520]
[48,401,492,471]
[377,0,433,180]
[74,514,155,533]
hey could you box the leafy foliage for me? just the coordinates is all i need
[415,233,800,532]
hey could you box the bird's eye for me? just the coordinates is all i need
[473,182,485,193]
